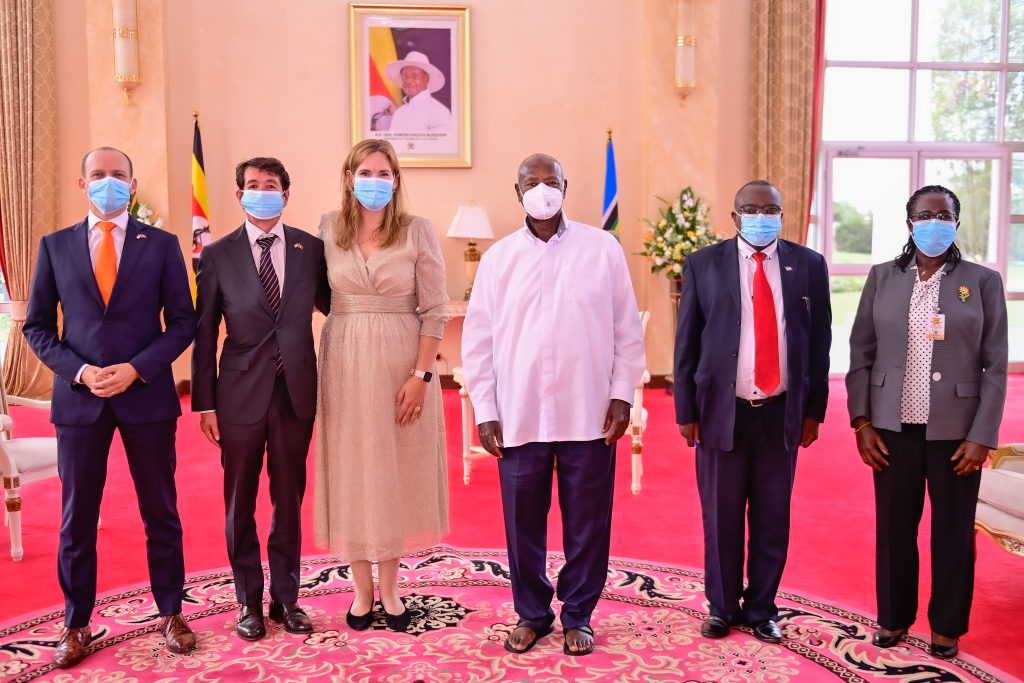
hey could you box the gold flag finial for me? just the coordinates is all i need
[607,128,613,141]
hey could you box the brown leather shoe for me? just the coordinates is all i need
[53,626,92,668]
[160,614,197,653]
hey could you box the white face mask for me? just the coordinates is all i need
[521,183,564,220]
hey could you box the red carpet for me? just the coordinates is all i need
[1,378,1022,678]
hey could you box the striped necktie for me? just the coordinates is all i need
[256,234,284,374]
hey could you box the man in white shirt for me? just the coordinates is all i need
[384,51,453,133]
[462,153,646,657]
[674,180,831,644]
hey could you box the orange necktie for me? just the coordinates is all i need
[95,221,118,304]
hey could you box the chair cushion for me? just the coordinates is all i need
[979,469,1024,518]
[1,438,59,474]
[976,502,1024,539]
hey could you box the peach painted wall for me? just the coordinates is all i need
[53,0,752,380]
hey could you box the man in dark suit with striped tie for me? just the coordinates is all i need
[674,180,831,644]
[24,147,197,668]
[192,157,329,641]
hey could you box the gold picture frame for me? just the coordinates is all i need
[349,4,471,168]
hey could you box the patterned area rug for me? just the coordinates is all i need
[0,547,1016,683]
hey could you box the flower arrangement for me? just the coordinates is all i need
[128,193,164,228]
[641,187,718,276]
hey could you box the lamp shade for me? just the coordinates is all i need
[447,205,494,240]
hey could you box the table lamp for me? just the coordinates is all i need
[446,205,494,300]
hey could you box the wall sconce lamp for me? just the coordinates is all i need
[446,204,494,301]
[674,0,696,103]
[112,0,140,104]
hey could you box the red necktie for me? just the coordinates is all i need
[752,251,780,395]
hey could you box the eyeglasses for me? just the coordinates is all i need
[736,206,782,216]
[910,211,956,222]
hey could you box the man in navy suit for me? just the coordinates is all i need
[674,180,831,643]
[23,147,197,668]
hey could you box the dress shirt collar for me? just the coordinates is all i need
[88,210,129,231]
[404,90,432,106]
[523,214,569,244]
[737,235,778,261]
[245,219,285,247]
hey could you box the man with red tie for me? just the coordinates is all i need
[24,147,197,668]
[674,180,831,644]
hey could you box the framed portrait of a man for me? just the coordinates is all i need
[349,4,471,168]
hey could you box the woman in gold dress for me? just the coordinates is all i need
[314,139,449,632]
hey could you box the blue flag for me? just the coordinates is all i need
[601,131,619,233]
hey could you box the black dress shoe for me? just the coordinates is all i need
[700,616,731,639]
[930,640,959,659]
[382,598,412,632]
[237,605,266,641]
[872,628,907,648]
[346,602,376,631]
[269,602,313,634]
[750,620,783,644]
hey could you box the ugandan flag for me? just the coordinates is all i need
[368,27,401,130]
[190,117,212,301]
[602,130,619,233]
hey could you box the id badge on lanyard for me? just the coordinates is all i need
[927,313,945,341]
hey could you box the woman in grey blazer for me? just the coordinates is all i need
[846,185,1007,660]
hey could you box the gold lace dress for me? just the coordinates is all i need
[314,212,449,561]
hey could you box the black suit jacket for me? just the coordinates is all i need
[24,217,195,425]
[191,224,329,424]
[673,237,832,451]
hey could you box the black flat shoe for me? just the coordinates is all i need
[700,616,731,639]
[236,604,266,641]
[930,640,959,659]
[750,619,783,644]
[346,602,375,631]
[872,628,907,648]
[382,598,412,632]
[269,601,313,633]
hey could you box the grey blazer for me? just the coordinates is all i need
[846,259,1007,448]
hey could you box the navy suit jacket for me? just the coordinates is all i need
[23,217,196,425]
[673,237,832,451]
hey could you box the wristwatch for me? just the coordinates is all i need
[411,369,433,383]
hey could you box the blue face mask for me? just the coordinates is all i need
[739,213,782,247]
[353,177,394,211]
[87,176,131,215]
[911,219,957,257]
[240,190,285,220]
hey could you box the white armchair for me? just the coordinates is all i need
[0,388,59,561]
[975,444,1024,558]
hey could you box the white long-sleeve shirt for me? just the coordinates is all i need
[461,217,646,448]
[389,91,453,133]
[735,237,788,399]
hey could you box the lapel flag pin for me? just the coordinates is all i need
[136,233,147,240]
[294,243,304,250]
[784,266,793,272]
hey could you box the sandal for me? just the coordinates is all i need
[503,619,553,654]
[563,625,595,656]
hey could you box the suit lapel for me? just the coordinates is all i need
[717,237,741,310]
[70,218,105,308]
[226,224,275,318]
[776,239,797,323]
[279,226,302,312]
[107,219,145,307]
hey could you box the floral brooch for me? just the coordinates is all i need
[958,285,971,302]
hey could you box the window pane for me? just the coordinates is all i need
[1009,224,1024,291]
[825,0,911,61]
[1009,300,1024,363]
[1013,153,1024,214]
[915,70,998,141]
[1007,72,1024,141]
[923,158,998,262]
[831,157,911,263]
[1011,0,1024,63]
[823,68,910,141]
[830,275,868,374]
[917,0,1001,63]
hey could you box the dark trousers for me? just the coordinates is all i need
[695,399,797,624]
[874,424,980,637]
[498,439,616,631]
[220,374,313,605]
[55,406,183,628]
